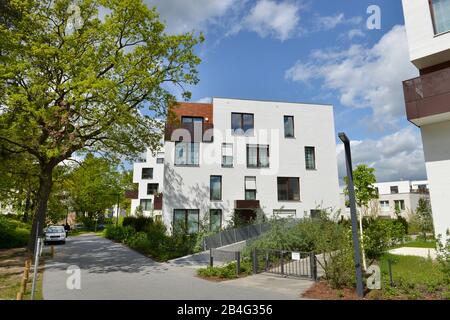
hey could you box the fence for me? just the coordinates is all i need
[203,223,271,250]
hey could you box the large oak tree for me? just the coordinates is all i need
[0,0,203,253]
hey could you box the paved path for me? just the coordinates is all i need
[388,247,437,259]
[43,234,313,300]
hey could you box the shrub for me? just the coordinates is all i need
[0,216,30,249]
[436,236,450,284]
[104,225,134,242]
[126,232,151,253]
[364,218,406,259]
[197,260,252,279]
[123,216,153,232]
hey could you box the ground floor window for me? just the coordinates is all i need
[277,177,300,201]
[140,199,152,211]
[273,209,296,217]
[394,200,405,211]
[210,209,222,232]
[245,176,257,200]
[380,200,390,211]
[310,210,321,219]
[173,209,199,234]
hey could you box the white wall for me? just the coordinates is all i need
[421,120,450,239]
[162,98,340,230]
[375,181,411,195]
[131,150,165,217]
[402,0,450,69]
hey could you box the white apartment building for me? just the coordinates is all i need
[339,180,430,219]
[402,0,450,239]
[130,98,340,233]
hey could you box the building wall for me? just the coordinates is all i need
[421,120,450,238]
[162,98,340,231]
[402,0,450,69]
[131,150,165,217]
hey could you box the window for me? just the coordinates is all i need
[231,113,254,134]
[147,183,159,195]
[156,158,164,164]
[175,142,199,166]
[140,199,152,211]
[394,200,405,211]
[141,168,153,179]
[310,210,322,219]
[210,209,222,232]
[222,143,233,167]
[173,209,199,234]
[430,0,450,34]
[277,177,300,201]
[210,176,222,201]
[245,176,257,200]
[284,116,295,138]
[390,186,399,194]
[305,147,316,170]
[247,144,270,168]
[380,200,390,211]
[273,209,296,217]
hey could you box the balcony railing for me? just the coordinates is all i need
[403,67,450,123]
[164,122,214,142]
[153,194,163,210]
[235,200,260,209]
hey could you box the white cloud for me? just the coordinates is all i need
[146,0,240,34]
[196,97,212,103]
[285,25,418,128]
[241,0,301,41]
[336,127,427,183]
[314,13,362,31]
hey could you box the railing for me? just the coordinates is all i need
[403,67,450,121]
[164,122,214,142]
[203,223,271,250]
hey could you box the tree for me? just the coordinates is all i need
[415,197,434,240]
[344,164,378,270]
[0,0,203,253]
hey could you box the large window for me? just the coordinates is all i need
[175,142,199,166]
[231,113,254,134]
[222,143,233,167]
[380,200,390,212]
[305,146,316,170]
[141,168,153,179]
[210,209,222,232]
[245,176,257,200]
[147,183,159,195]
[140,199,152,211]
[394,200,405,211]
[210,176,222,201]
[247,144,270,168]
[390,186,399,194]
[173,209,199,234]
[431,0,450,34]
[277,177,300,201]
[284,116,295,138]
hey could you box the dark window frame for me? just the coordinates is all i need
[244,176,257,200]
[390,186,399,194]
[284,115,295,138]
[305,146,316,170]
[139,199,152,211]
[246,144,270,168]
[209,209,222,232]
[231,113,254,134]
[394,200,405,211]
[277,177,301,201]
[156,158,164,164]
[221,143,233,168]
[429,0,450,35]
[147,183,159,195]
[210,175,222,201]
[173,209,200,234]
[174,141,200,166]
[141,168,153,179]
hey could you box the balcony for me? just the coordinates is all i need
[164,122,214,143]
[235,200,260,210]
[124,190,138,199]
[153,194,163,210]
[403,67,450,126]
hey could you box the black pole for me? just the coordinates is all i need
[116,193,120,226]
[339,132,364,298]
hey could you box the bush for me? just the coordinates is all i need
[123,216,153,232]
[437,236,450,284]
[0,216,30,249]
[364,218,406,259]
[197,260,252,279]
[126,232,152,253]
[104,225,134,242]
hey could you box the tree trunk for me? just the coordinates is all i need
[27,164,54,255]
[22,182,32,223]
[359,207,367,271]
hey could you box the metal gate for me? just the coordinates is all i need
[252,249,317,280]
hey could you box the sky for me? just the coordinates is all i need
[142,0,427,184]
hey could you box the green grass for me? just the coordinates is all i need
[401,240,437,249]
[371,254,449,300]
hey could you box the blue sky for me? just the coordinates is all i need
[144,0,427,183]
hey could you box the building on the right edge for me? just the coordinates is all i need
[402,0,450,239]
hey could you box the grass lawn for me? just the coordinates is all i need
[392,238,437,249]
[0,247,45,300]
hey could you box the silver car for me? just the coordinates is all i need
[44,226,67,244]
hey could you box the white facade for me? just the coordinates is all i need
[339,181,430,219]
[131,98,340,232]
[402,0,450,239]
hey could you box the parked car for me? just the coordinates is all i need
[44,225,67,244]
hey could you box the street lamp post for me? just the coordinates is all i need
[116,193,120,227]
[338,132,364,298]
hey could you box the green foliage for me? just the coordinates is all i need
[323,242,356,289]
[104,224,134,243]
[344,165,378,207]
[436,236,450,284]
[0,215,30,248]
[197,260,252,280]
[122,216,153,232]
[363,218,406,259]
[414,198,434,238]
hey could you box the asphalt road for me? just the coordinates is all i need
[42,234,312,300]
